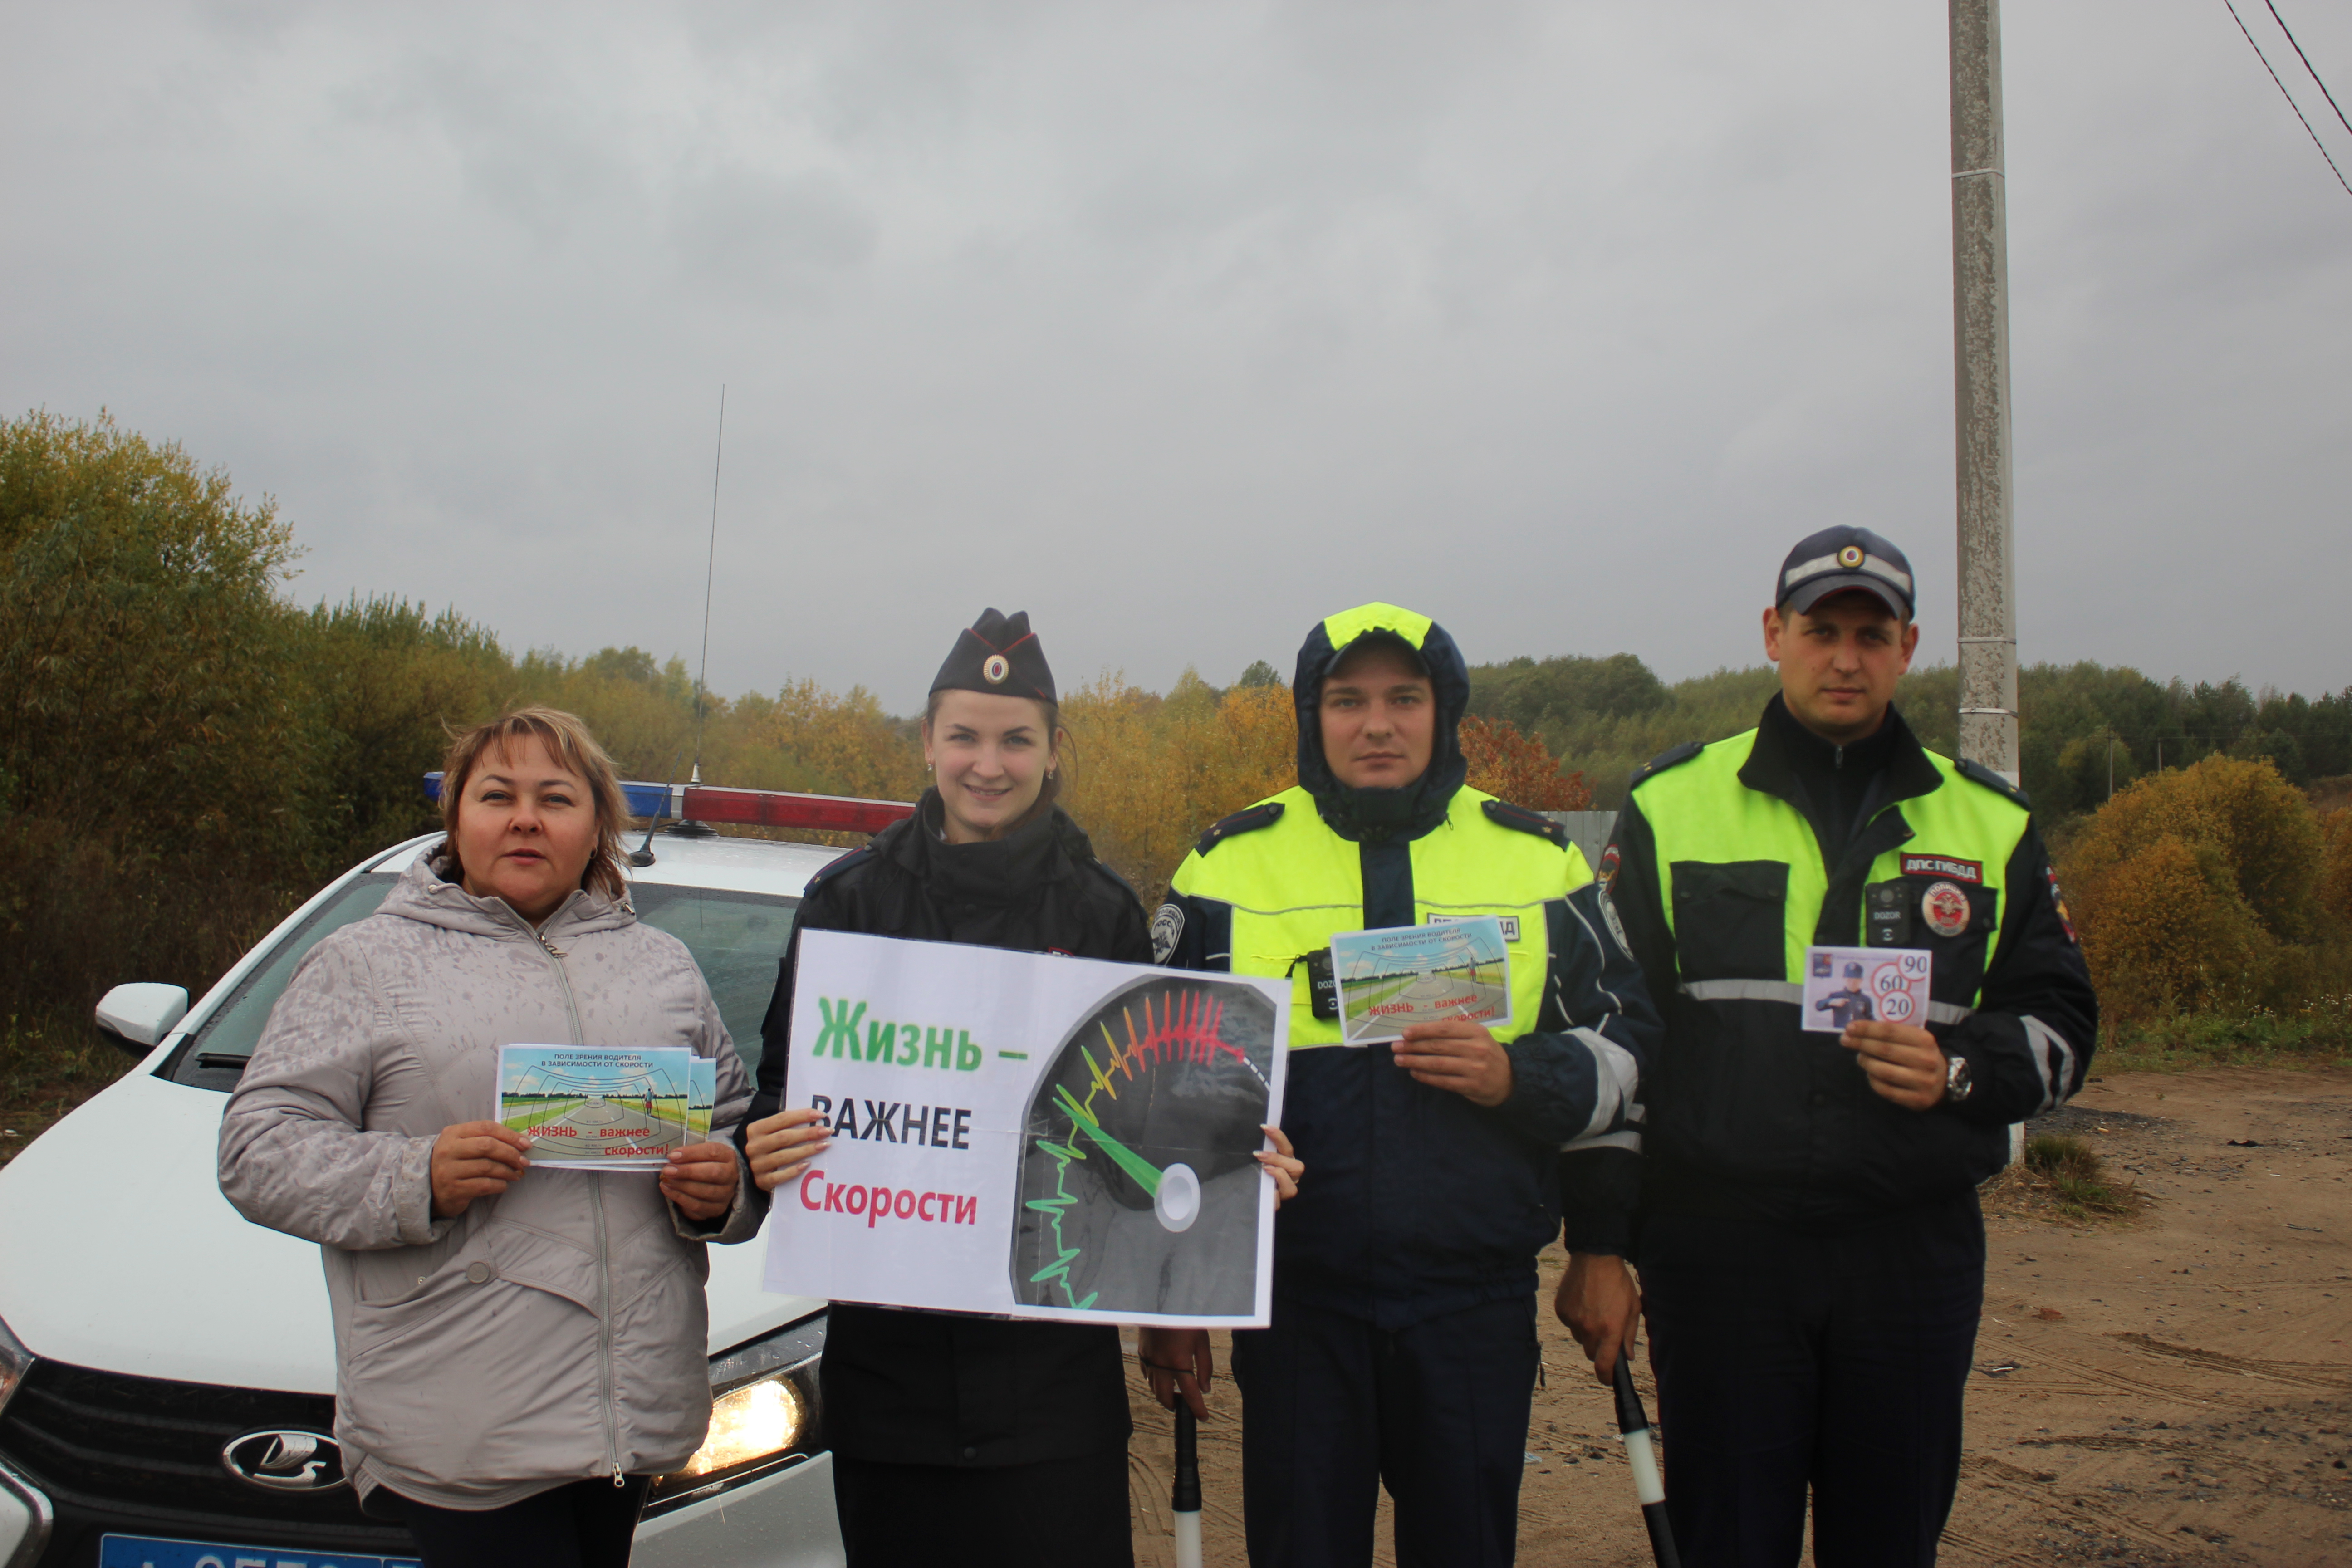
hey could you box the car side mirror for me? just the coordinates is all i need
[95,983,191,1054]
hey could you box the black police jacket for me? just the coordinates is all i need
[742,792,1153,1468]
[1560,699,2099,1248]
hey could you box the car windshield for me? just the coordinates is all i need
[166,874,796,1092]
[628,883,797,1076]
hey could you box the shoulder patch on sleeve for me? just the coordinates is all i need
[1150,901,1186,964]
[1953,757,2032,809]
[1480,798,1567,846]
[1193,800,1284,857]
[1631,741,1704,789]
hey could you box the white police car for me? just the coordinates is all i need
[0,780,912,1568]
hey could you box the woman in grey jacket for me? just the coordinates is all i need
[220,708,760,1568]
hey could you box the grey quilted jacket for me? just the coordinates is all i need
[218,847,760,1510]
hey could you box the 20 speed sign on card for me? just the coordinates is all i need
[762,930,1292,1328]
[1801,946,1932,1032]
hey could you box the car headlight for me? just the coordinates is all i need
[645,1313,826,1516]
[0,1313,32,1420]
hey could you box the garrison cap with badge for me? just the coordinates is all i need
[932,607,1057,705]
[1776,525,1916,620]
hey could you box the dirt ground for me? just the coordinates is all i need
[1123,1065,2352,1566]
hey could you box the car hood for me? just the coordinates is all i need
[0,1067,818,1392]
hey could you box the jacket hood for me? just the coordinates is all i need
[1290,602,1471,841]
[379,841,638,941]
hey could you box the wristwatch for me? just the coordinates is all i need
[1941,1050,1974,1107]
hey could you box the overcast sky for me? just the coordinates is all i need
[6,1,2348,711]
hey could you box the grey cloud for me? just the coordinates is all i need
[669,167,877,303]
[2,0,2347,715]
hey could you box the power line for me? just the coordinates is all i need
[2264,0,2352,142]
[2224,0,2352,199]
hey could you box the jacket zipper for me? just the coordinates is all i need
[523,917,623,1487]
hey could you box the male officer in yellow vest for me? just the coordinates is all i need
[1555,528,2097,1567]
[1148,603,1660,1568]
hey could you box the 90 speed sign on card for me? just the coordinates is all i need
[762,930,1291,1328]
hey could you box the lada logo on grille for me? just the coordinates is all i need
[221,1428,348,1492]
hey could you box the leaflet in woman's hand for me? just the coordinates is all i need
[495,1044,717,1168]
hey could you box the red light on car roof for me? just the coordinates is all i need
[681,786,915,836]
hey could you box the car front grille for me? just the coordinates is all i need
[0,1358,413,1558]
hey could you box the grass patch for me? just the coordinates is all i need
[2023,1133,2137,1220]
[1982,1132,2142,1225]
[0,1007,142,1168]
[2096,997,2352,1073]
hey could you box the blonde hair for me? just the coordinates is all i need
[440,707,632,901]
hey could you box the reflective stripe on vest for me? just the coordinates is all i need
[1636,728,2030,1010]
[1677,978,1976,1025]
[1170,784,1591,1050]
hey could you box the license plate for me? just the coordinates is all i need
[99,1534,419,1568]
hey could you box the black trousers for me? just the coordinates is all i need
[832,1450,1132,1568]
[1230,1294,1540,1568]
[395,1475,650,1568]
[1638,1193,1986,1568]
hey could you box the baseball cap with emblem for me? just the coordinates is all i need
[1775,526,1916,621]
[930,608,1057,705]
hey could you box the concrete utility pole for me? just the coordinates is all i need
[1950,0,2019,784]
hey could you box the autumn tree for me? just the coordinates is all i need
[2062,756,2326,1016]
[1461,715,1593,810]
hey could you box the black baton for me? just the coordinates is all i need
[1612,1350,1680,1568]
[1173,1401,1203,1568]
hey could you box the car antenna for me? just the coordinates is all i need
[670,385,726,839]
[694,385,724,784]
[629,755,685,867]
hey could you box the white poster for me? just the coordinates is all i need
[761,930,1291,1328]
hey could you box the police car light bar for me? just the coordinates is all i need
[421,773,915,835]
[680,785,914,835]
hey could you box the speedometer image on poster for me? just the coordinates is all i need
[1011,973,1281,1318]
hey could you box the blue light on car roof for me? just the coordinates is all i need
[421,772,671,819]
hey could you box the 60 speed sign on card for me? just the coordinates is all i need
[762,930,1291,1328]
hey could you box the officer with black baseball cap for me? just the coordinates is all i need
[1552,525,2098,1566]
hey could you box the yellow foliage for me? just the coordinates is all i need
[2063,755,2327,1018]
[735,680,926,803]
[1061,676,1296,903]
[2066,755,2320,941]
[2319,810,2352,929]
[2073,834,2267,1016]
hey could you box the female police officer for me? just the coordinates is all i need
[736,609,1301,1567]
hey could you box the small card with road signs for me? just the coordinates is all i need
[1801,946,1932,1033]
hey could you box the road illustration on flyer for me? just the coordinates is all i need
[1331,916,1514,1044]
[495,1045,716,1168]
